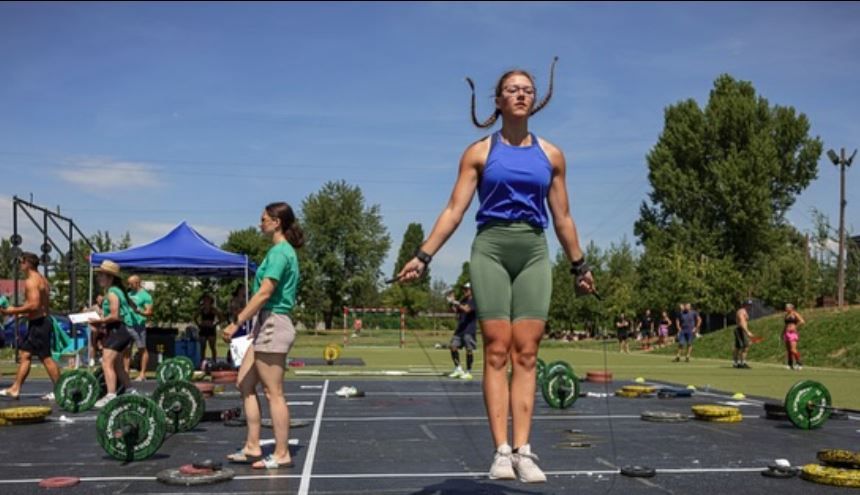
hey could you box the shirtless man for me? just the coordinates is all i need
[0,253,60,400]
[733,300,755,369]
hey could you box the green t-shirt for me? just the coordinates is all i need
[102,286,136,327]
[0,295,9,310]
[253,241,299,315]
[128,288,153,327]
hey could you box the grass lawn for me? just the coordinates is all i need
[3,325,859,410]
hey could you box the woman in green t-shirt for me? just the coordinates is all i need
[90,260,137,408]
[223,202,304,470]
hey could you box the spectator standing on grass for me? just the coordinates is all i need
[637,309,654,349]
[352,317,362,338]
[657,310,671,348]
[615,312,632,354]
[733,299,755,369]
[673,303,701,363]
[448,282,477,380]
[782,303,805,370]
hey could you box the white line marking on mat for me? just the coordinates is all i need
[300,385,323,389]
[321,415,641,422]
[0,467,771,485]
[298,379,329,495]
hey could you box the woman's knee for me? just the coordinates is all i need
[483,343,510,370]
[512,349,537,369]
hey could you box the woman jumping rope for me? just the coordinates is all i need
[397,58,596,483]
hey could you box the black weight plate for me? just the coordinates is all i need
[621,465,656,478]
[785,380,831,430]
[55,370,100,413]
[152,381,205,433]
[10,234,22,246]
[96,395,166,462]
[157,467,235,486]
[764,402,786,414]
[761,466,797,479]
[641,411,690,423]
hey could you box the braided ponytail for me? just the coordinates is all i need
[465,56,559,128]
[530,56,558,116]
[466,77,501,129]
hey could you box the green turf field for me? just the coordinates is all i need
[3,324,858,410]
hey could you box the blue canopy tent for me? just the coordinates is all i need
[86,222,256,368]
[90,221,256,306]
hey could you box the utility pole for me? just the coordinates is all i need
[827,147,856,308]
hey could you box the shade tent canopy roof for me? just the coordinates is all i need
[90,222,255,277]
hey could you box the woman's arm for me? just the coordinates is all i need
[93,292,120,325]
[397,140,485,281]
[543,139,595,293]
[796,311,805,326]
[222,279,276,341]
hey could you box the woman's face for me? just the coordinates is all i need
[97,273,111,289]
[496,73,535,119]
[259,210,280,237]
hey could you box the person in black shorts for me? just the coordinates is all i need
[197,294,220,362]
[0,253,60,400]
[637,309,654,350]
[448,283,477,380]
[615,312,631,354]
[91,260,138,408]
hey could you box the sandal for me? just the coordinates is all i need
[0,389,20,400]
[252,454,294,470]
[226,449,263,464]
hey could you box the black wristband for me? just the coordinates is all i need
[414,248,432,265]
[570,257,589,276]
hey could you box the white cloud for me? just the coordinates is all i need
[131,222,231,247]
[57,157,161,189]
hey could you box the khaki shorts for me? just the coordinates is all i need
[251,311,296,354]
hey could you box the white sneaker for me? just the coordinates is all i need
[448,368,464,379]
[460,372,473,380]
[88,359,96,368]
[512,444,546,483]
[488,444,516,480]
[41,392,55,401]
[94,393,117,409]
[796,365,803,371]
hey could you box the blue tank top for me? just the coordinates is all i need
[476,132,553,229]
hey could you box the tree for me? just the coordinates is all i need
[548,242,605,336]
[0,239,16,279]
[300,180,390,328]
[635,74,822,307]
[49,231,132,312]
[384,223,430,315]
[221,228,270,265]
[454,262,471,299]
[393,223,429,289]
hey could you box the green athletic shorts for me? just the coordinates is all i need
[469,222,551,322]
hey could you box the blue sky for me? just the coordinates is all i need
[1,2,859,285]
